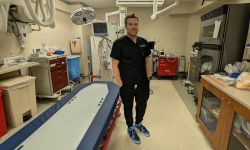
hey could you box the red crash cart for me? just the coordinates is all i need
[0,87,7,137]
[157,56,178,79]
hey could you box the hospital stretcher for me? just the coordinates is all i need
[0,81,120,150]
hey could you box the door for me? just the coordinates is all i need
[196,78,227,148]
[227,101,250,150]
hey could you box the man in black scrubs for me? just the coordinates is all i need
[110,13,151,144]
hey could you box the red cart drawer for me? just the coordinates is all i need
[158,68,177,76]
[50,58,67,71]
[0,88,7,137]
[158,57,178,64]
[157,56,178,77]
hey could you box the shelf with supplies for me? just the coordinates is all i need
[202,99,220,119]
[232,131,250,150]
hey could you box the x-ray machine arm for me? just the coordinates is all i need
[151,0,179,20]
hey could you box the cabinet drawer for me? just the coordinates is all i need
[51,69,68,82]
[158,68,177,76]
[51,69,68,93]
[51,67,67,76]
[49,57,66,64]
[158,63,175,67]
[158,57,178,63]
[51,75,68,93]
[50,58,67,71]
[158,65,178,70]
[159,60,178,65]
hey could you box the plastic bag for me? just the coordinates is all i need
[224,62,241,75]
[213,74,236,85]
[201,62,212,73]
[236,72,250,90]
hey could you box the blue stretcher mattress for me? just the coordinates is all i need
[0,81,119,150]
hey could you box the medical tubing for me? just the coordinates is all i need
[46,0,51,17]
[35,0,39,15]
[24,0,55,27]
[39,0,47,22]
[0,5,7,32]
[47,0,55,28]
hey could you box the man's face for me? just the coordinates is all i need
[125,18,138,37]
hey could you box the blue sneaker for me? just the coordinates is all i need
[135,123,150,137]
[128,126,141,144]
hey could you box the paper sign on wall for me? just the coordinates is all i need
[70,39,82,54]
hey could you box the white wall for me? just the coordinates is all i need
[0,2,80,56]
[185,14,200,57]
[0,1,86,74]
[0,11,74,56]
[94,7,189,56]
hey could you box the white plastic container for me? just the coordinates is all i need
[0,76,37,127]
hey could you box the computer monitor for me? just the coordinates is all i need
[93,22,108,36]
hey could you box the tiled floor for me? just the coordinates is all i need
[107,80,212,150]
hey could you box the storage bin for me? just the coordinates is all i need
[0,88,7,137]
[0,76,37,128]
[67,55,80,81]
[53,50,65,55]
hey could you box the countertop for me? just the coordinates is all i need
[0,62,39,75]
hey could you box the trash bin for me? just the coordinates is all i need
[67,55,80,81]
[0,76,37,128]
[0,87,7,137]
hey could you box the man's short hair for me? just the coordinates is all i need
[125,13,139,26]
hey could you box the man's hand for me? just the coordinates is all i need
[112,58,123,88]
[117,80,123,88]
[145,56,150,80]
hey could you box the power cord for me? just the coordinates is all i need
[12,21,20,37]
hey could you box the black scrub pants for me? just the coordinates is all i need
[120,80,150,127]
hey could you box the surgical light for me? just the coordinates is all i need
[71,7,96,25]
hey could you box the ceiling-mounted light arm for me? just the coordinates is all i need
[151,0,179,20]
[153,0,158,14]
[63,0,86,6]
[154,1,179,16]
[105,10,120,23]
[105,6,127,28]
[119,6,127,28]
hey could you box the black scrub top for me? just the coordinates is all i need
[110,35,151,85]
